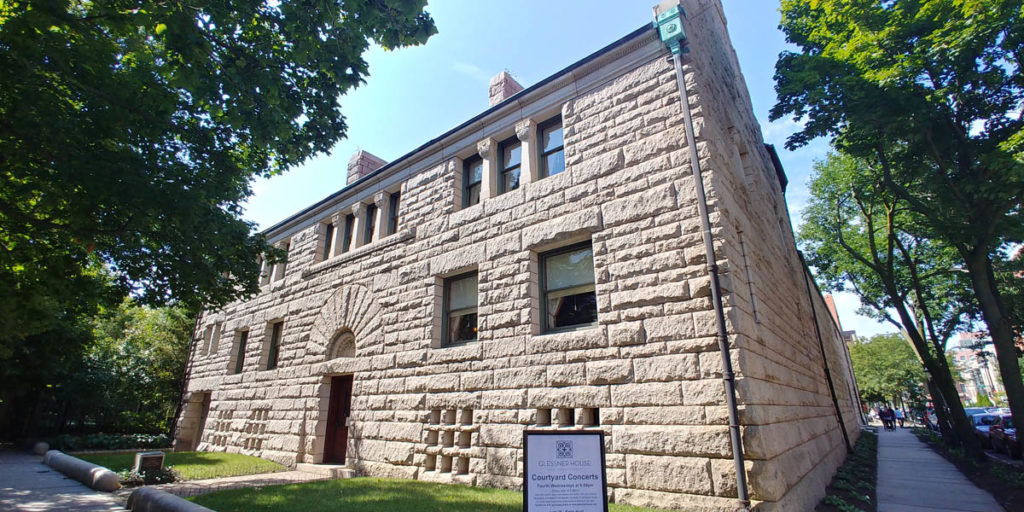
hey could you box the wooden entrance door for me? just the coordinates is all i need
[324,375,353,463]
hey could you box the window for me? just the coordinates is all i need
[387,192,401,235]
[443,272,478,345]
[541,242,597,332]
[498,136,521,193]
[265,321,283,370]
[462,154,481,206]
[322,223,335,261]
[258,257,270,284]
[463,156,483,207]
[539,116,565,178]
[231,330,248,374]
[274,242,290,281]
[364,204,377,244]
[341,214,354,253]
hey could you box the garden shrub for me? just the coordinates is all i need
[118,467,181,487]
[49,433,172,452]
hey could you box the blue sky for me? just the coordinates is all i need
[241,0,893,338]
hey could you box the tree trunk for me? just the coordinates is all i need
[964,251,1024,425]
[929,378,954,440]
[933,362,985,458]
[891,288,984,457]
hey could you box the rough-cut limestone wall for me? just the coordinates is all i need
[674,1,863,511]
[177,33,746,511]
[175,2,860,511]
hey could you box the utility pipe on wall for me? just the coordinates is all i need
[655,2,751,508]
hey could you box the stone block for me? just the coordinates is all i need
[624,454,713,494]
[608,321,646,347]
[600,184,678,227]
[611,382,683,407]
[522,207,602,251]
[613,425,730,457]
[633,354,699,382]
[587,360,634,385]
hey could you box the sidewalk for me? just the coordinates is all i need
[0,451,126,512]
[876,428,1003,512]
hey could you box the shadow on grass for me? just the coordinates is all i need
[77,451,284,480]
[191,478,661,512]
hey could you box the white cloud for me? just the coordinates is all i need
[759,117,805,147]
[452,61,491,84]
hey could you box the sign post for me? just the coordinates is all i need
[523,430,608,512]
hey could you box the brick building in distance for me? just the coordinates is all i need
[176,1,862,510]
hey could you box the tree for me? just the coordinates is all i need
[773,0,1024,431]
[850,333,927,406]
[975,392,994,407]
[799,152,983,455]
[0,298,194,437]
[0,0,436,341]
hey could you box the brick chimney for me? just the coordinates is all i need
[347,150,387,185]
[489,71,524,106]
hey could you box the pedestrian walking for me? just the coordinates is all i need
[895,408,905,428]
[881,406,896,431]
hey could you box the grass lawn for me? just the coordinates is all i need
[190,477,664,512]
[77,451,285,481]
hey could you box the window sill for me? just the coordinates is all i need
[302,228,415,278]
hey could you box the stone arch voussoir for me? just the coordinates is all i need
[307,284,383,360]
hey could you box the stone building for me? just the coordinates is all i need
[176,1,862,510]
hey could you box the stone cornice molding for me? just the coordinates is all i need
[477,138,496,158]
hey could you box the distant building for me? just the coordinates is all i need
[950,332,1003,404]
[823,294,859,344]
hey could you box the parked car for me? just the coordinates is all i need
[971,413,999,447]
[964,407,992,417]
[989,415,1018,458]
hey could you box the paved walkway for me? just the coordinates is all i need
[877,428,1004,512]
[0,451,125,512]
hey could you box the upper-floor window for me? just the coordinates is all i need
[230,330,248,374]
[499,136,521,193]
[265,321,283,370]
[322,223,335,261]
[364,204,377,244]
[463,156,483,207]
[201,323,220,356]
[541,241,597,332]
[258,256,270,285]
[444,272,478,345]
[341,214,354,253]
[273,242,290,281]
[388,192,401,235]
[539,116,565,178]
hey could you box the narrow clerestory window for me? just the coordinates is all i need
[539,115,565,178]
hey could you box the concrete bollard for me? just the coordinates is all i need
[43,450,121,492]
[127,487,215,512]
[31,441,49,455]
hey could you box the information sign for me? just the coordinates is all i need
[524,430,607,512]
[133,451,165,472]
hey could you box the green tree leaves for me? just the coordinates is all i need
[850,333,927,404]
[0,0,436,320]
[776,0,1022,452]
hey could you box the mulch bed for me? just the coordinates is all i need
[912,428,1024,511]
[816,430,877,512]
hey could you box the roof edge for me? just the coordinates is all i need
[262,23,655,236]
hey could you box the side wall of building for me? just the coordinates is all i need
[675,2,863,510]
